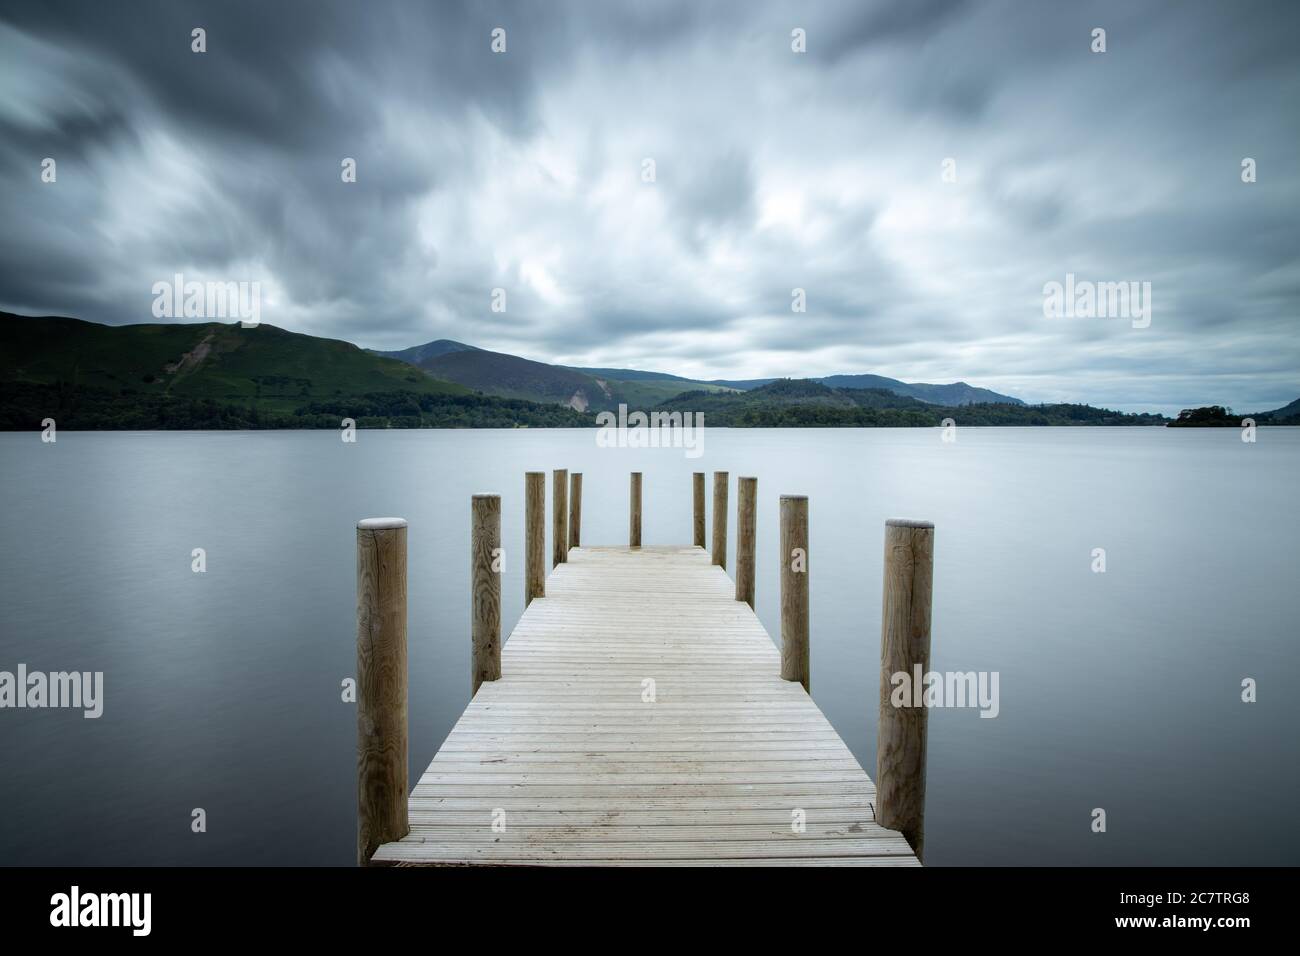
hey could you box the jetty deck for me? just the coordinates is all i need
[371,545,919,866]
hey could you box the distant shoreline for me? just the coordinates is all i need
[4,312,1295,430]
[12,422,1300,434]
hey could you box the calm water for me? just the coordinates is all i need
[1,427,1297,866]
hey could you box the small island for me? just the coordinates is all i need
[1168,401,1300,427]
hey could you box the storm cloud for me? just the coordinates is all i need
[1,0,1297,414]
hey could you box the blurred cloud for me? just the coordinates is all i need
[0,0,1296,414]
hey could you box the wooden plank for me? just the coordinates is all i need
[403,790,873,806]
[399,822,890,842]
[375,545,917,867]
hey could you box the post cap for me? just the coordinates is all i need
[886,517,934,529]
[472,493,501,500]
[780,494,808,501]
[357,517,407,530]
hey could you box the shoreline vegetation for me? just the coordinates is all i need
[2,312,1296,430]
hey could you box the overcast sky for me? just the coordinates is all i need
[1,0,1296,414]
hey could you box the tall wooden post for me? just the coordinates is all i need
[552,469,568,567]
[629,472,643,547]
[736,476,757,607]
[779,496,809,693]
[356,517,409,865]
[711,471,729,569]
[471,494,502,697]
[569,472,583,550]
[525,472,545,606]
[876,518,934,861]
[692,472,706,548]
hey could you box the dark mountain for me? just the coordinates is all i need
[370,339,479,365]
[1259,397,1300,424]
[416,347,618,412]
[378,339,1020,408]
[709,373,1022,405]
[819,374,1023,406]
[384,349,733,411]
[0,313,589,429]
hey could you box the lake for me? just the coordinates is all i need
[1,427,1297,865]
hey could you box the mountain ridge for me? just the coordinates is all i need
[654,378,1169,427]
[381,337,1024,407]
[2,313,1294,428]
[370,339,480,366]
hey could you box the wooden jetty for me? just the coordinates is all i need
[356,471,934,867]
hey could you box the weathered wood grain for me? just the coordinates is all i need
[569,472,583,549]
[693,472,706,548]
[735,476,757,608]
[525,472,545,606]
[711,472,729,569]
[356,517,409,865]
[470,495,502,696]
[876,518,934,861]
[779,496,809,692]
[371,544,918,867]
[552,469,568,567]
[629,472,642,547]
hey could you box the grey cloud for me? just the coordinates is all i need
[817,0,971,64]
[0,0,1297,414]
[668,149,757,245]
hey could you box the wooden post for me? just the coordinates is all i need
[356,517,409,865]
[692,472,706,549]
[471,494,502,697]
[736,476,757,607]
[552,469,568,567]
[711,471,728,569]
[629,472,642,547]
[525,472,545,606]
[876,518,934,862]
[779,496,809,693]
[569,472,583,550]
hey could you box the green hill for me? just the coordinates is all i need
[603,376,737,408]
[417,348,619,412]
[408,347,730,413]
[705,373,1022,405]
[652,378,1166,427]
[370,339,480,365]
[818,374,1023,406]
[0,313,589,429]
[1259,398,1300,424]
[568,365,738,406]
